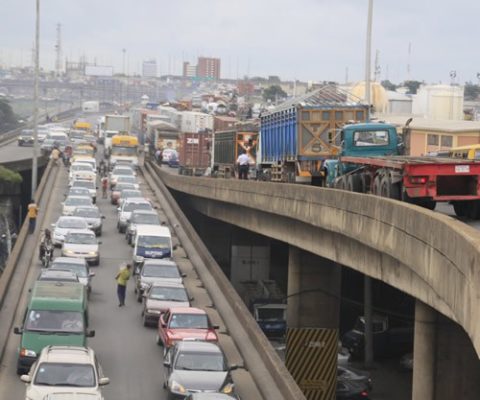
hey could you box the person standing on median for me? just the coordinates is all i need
[236,150,250,180]
[27,199,39,234]
[115,264,131,307]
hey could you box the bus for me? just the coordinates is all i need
[449,144,480,160]
[110,135,139,169]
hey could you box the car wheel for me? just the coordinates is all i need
[98,229,102,236]
[137,293,142,303]
[143,315,149,327]
[134,287,137,294]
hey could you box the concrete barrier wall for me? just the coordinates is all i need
[159,171,480,357]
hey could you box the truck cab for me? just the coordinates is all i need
[324,123,401,187]
[252,301,287,338]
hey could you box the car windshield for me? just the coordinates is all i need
[174,352,225,372]
[72,164,93,172]
[149,286,188,302]
[65,198,92,206]
[121,190,142,199]
[115,184,136,192]
[125,202,151,212]
[25,310,84,333]
[65,233,96,244]
[34,363,95,387]
[133,214,160,224]
[113,168,134,176]
[169,313,209,329]
[256,307,286,321]
[138,236,169,249]
[142,264,180,278]
[51,264,87,278]
[111,146,137,155]
[74,208,100,218]
[57,219,87,229]
[117,176,136,183]
[72,181,95,189]
[69,188,90,196]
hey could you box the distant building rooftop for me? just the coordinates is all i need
[386,116,480,133]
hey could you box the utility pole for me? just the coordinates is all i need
[32,0,40,199]
[364,0,374,369]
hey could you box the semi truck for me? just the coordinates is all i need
[237,280,287,339]
[258,86,368,184]
[178,132,212,176]
[212,124,259,178]
[323,121,480,216]
[110,135,139,169]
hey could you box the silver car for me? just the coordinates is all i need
[62,196,93,216]
[73,206,105,236]
[71,180,97,203]
[135,259,185,302]
[62,229,101,266]
[117,198,153,233]
[50,256,95,294]
[52,216,90,246]
[141,282,191,326]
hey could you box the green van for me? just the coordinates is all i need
[13,281,94,374]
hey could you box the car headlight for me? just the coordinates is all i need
[170,380,186,395]
[146,309,161,315]
[19,348,36,358]
[140,282,150,289]
[88,251,98,256]
[221,383,234,394]
[64,249,75,255]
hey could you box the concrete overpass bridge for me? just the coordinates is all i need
[156,165,480,400]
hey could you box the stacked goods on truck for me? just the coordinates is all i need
[178,132,212,175]
[147,120,179,158]
[323,120,480,216]
[181,111,214,133]
[212,122,259,178]
[110,135,139,169]
[82,101,100,113]
[237,280,287,338]
[105,115,130,133]
[258,85,368,184]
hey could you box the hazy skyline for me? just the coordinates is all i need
[0,0,479,84]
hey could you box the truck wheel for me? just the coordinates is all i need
[372,176,382,195]
[453,201,467,217]
[380,176,401,200]
[347,174,363,192]
[335,176,347,190]
[466,200,480,219]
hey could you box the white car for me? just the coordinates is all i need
[70,180,97,203]
[68,162,95,182]
[115,175,139,189]
[117,198,153,233]
[62,229,100,266]
[110,166,135,187]
[21,346,109,400]
[52,216,90,246]
[69,171,96,186]
[71,157,97,172]
[62,196,93,216]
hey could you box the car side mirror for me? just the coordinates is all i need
[228,364,239,371]
[99,377,110,386]
[87,329,96,338]
[213,325,219,330]
[20,375,31,383]
[13,327,22,335]
[89,272,96,277]
[181,273,187,278]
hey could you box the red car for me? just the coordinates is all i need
[156,307,219,349]
[110,182,136,205]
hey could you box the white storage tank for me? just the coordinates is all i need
[412,84,464,120]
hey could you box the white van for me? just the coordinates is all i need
[133,225,173,268]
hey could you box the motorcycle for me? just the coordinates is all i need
[40,242,54,268]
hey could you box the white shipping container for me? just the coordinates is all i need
[105,115,130,133]
[180,111,214,133]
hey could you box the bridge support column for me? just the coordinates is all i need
[412,300,480,400]
[287,245,340,328]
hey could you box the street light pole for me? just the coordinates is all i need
[364,0,374,369]
[31,0,40,199]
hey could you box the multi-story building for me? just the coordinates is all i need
[142,59,157,78]
[197,57,220,80]
[183,62,197,78]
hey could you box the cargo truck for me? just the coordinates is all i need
[105,114,130,134]
[237,280,287,339]
[147,120,179,157]
[212,125,258,178]
[323,121,480,216]
[258,86,368,184]
[178,132,212,175]
[110,135,139,169]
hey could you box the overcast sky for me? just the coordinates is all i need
[0,0,478,84]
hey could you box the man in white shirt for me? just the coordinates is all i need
[236,151,250,180]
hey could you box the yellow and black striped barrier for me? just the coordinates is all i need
[285,328,338,400]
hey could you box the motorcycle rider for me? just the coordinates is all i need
[39,229,53,262]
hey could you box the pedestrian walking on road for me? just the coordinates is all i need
[27,199,39,234]
[115,264,131,307]
[101,176,109,199]
[236,150,250,180]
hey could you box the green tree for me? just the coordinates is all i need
[464,82,480,100]
[402,80,423,95]
[263,85,287,102]
[381,80,397,91]
[0,98,18,133]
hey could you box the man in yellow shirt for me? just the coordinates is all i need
[115,264,131,307]
[27,199,39,234]
[51,146,61,166]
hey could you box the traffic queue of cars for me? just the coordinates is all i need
[13,135,109,400]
